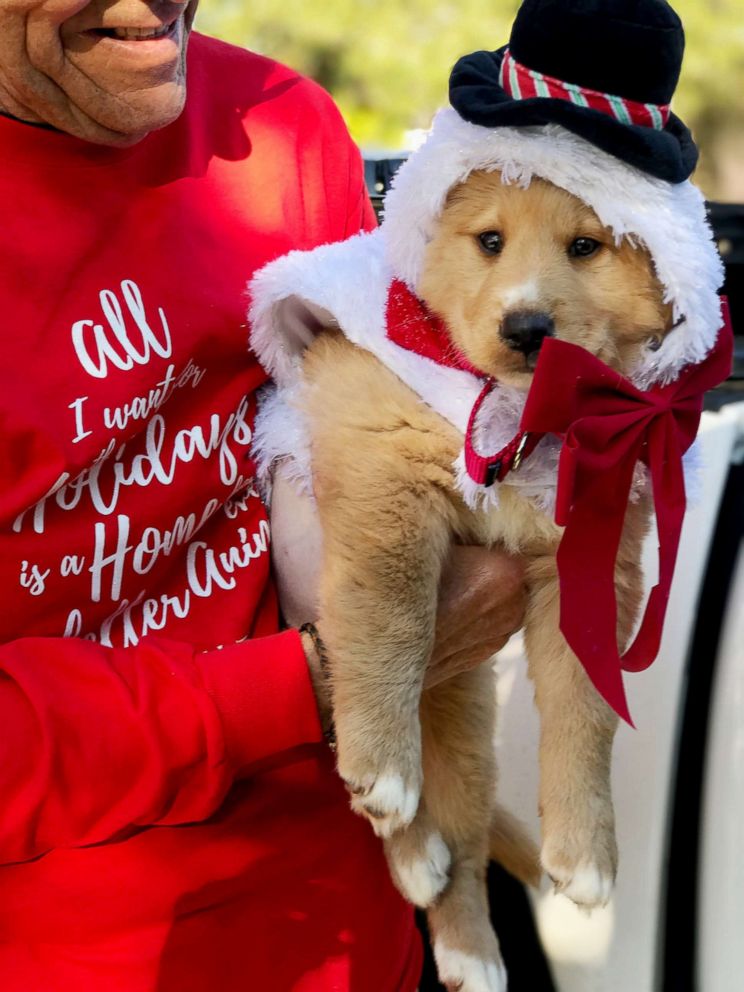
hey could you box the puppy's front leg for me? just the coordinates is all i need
[316,473,453,838]
[525,535,645,909]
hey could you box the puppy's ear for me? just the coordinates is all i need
[443,181,469,209]
[274,296,337,351]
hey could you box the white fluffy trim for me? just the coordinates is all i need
[250,231,389,389]
[382,111,725,387]
[251,383,314,501]
[249,230,571,509]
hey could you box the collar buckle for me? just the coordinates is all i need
[512,433,531,472]
[484,460,503,488]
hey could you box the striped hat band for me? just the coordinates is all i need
[499,48,671,131]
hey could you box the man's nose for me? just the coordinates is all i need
[500,310,555,356]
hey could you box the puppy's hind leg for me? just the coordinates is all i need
[386,667,507,992]
[383,801,452,910]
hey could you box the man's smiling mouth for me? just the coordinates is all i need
[91,22,178,41]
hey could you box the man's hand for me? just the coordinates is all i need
[425,545,527,689]
[299,544,526,728]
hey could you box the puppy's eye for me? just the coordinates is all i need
[569,237,601,259]
[477,231,504,256]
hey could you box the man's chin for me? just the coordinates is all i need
[66,84,187,146]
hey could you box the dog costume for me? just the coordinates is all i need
[248,0,733,722]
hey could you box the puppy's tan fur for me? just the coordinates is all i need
[298,171,671,988]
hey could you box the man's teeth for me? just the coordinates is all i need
[111,24,172,40]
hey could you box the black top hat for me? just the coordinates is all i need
[449,0,697,182]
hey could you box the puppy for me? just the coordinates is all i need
[270,170,672,992]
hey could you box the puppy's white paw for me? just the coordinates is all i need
[433,943,508,992]
[394,831,451,908]
[542,850,614,910]
[347,771,421,838]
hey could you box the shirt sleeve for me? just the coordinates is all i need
[343,149,378,239]
[0,629,322,866]
[296,75,378,243]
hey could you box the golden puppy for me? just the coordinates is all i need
[275,170,672,991]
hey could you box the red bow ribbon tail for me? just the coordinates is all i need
[623,314,734,672]
[620,322,732,669]
[554,415,649,724]
[619,413,687,674]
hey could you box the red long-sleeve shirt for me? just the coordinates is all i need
[0,32,421,991]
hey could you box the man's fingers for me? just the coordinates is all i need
[428,544,528,687]
[434,590,527,654]
[498,588,528,637]
[424,631,518,689]
[437,545,526,614]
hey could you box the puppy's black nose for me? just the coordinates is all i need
[501,311,555,357]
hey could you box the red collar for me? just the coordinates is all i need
[386,279,537,483]
[386,278,484,376]
[386,278,734,723]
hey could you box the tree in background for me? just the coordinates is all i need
[196,0,744,198]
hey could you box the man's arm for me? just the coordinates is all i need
[0,630,323,866]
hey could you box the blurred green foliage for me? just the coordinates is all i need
[196,0,744,192]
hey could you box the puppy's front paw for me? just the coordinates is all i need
[343,769,421,838]
[433,943,508,992]
[541,842,616,910]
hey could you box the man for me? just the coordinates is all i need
[0,1,525,988]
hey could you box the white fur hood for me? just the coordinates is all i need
[248,111,725,506]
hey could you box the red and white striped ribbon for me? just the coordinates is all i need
[499,48,671,130]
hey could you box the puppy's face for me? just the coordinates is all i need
[417,170,674,388]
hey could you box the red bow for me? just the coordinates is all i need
[520,312,733,723]
[385,277,734,721]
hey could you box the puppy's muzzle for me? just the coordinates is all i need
[501,310,555,363]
